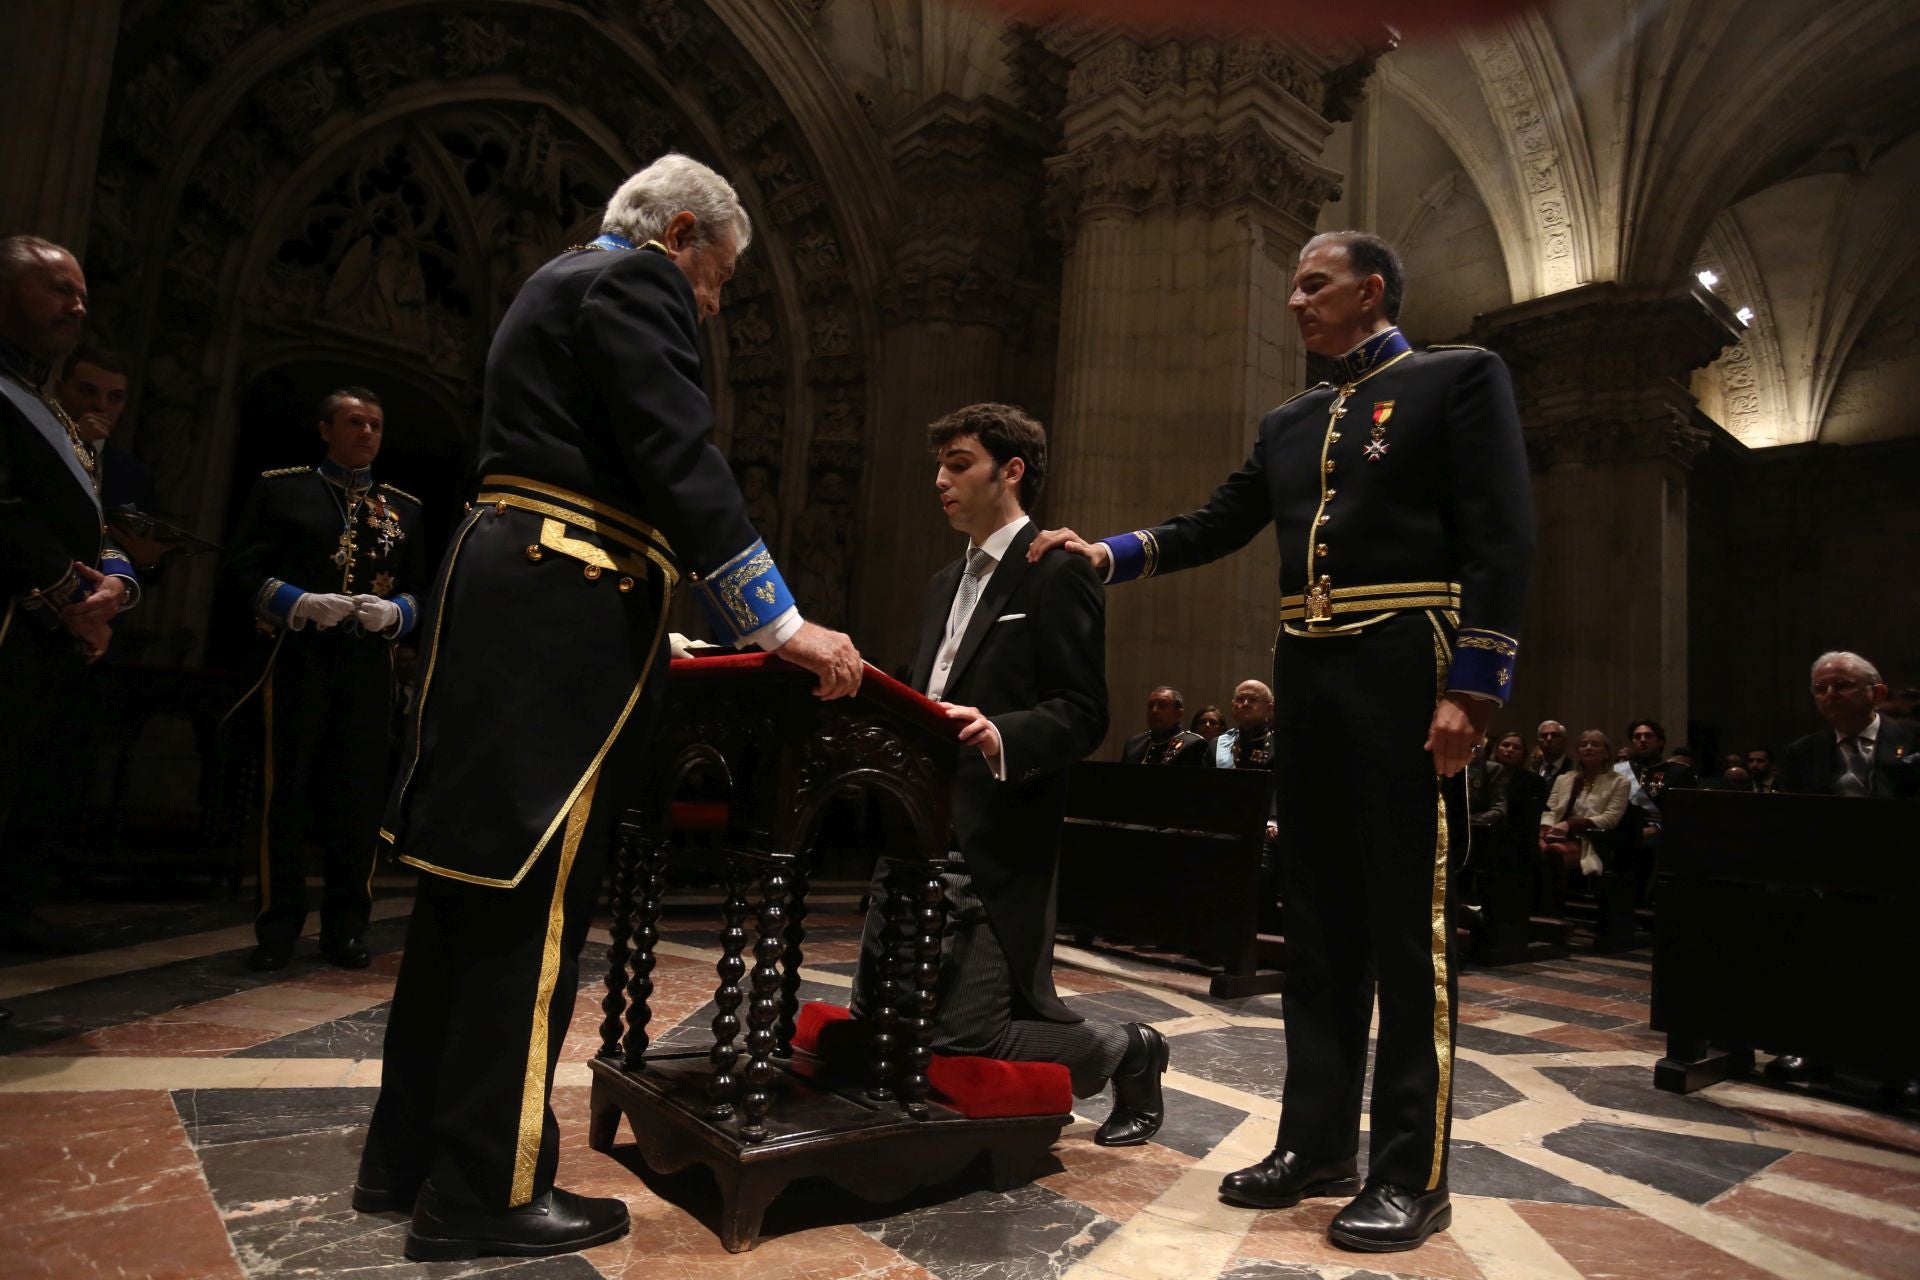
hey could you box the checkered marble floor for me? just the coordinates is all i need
[2,881,1915,1279]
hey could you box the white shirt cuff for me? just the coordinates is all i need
[110,575,140,612]
[746,606,803,651]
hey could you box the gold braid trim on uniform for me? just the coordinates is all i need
[511,766,599,1206]
[1425,608,1456,1191]
[378,481,422,505]
[260,465,310,478]
[0,600,14,650]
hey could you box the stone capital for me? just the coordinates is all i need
[1472,282,1743,469]
[882,95,1052,331]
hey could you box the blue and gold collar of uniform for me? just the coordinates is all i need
[1331,327,1411,386]
[318,456,373,492]
[586,232,670,256]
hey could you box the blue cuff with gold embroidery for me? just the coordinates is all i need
[99,548,140,611]
[391,593,418,640]
[1100,530,1160,585]
[694,539,796,647]
[1447,628,1519,704]
[256,578,305,629]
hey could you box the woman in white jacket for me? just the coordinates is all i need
[1540,729,1630,892]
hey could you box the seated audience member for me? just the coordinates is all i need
[1119,685,1208,766]
[1190,705,1225,741]
[1465,736,1509,836]
[1745,747,1777,793]
[1616,719,1694,903]
[1494,732,1552,912]
[1713,766,1754,792]
[1775,651,1917,799]
[1539,730,1630,905]
[1533,720,1573,781]
[1212,679,1275,770]
[1717,752,1744,779]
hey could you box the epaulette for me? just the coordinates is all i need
[378,481,422,505]
[1426,343,1490,353]
[260,465,311,478]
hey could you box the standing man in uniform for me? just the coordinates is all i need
[0,236,141,968]
[854,404,1168,1148]
[1031,231,1533,1251]
[1120,685,1209,766]
[225,387,426,972]
[357,154,861,1262]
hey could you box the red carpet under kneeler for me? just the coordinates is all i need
[790,1002,1072,1118]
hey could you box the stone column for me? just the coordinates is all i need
[854,96,1053,675]
[1041,33,1355,752]
[1471,283,1741,743]
[0,1,121,252]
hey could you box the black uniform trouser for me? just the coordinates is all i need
[0,620,82,919]
[1272,610,1464,1192]
[255,633,392,948]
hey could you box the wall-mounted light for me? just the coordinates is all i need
[1696,269,1721,289]
[1735,306,1754,325]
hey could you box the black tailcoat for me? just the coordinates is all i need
[908,522,1109,1023]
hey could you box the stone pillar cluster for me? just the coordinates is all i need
[1471,283,1740,740]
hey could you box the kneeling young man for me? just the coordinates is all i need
[852,403,1168,1145]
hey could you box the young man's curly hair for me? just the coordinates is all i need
[926,402,1049,511]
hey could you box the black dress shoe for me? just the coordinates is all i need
[320,935,370,969]
[405,1182,630,1261]
[351,1141,416,1214]
[1765,1054,1829,1084]
[1328,1181,1452,1252]
[246,941,293,972]
[0,1006,11,1028]
[1095,1023,1170,1147]
[1219,1149,1362,1209]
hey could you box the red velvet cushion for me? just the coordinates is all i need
[789,1002,1070,1118]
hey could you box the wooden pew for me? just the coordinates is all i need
[1055,761,1279,997]
[1651,789,1920,1093]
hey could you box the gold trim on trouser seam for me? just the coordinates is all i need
[257,670,276,916]
[0,599,15,649]
[510,767,599,1206]
[398,579,675,889]
[1425,608,1455,1191]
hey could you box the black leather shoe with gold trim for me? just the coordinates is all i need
[1219,1149,1362,1208]
[404,1183,630,1261]
[1327,1181,1452,1252]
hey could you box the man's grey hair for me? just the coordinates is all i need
[1812,651,1882,685]
[0,234,72,284]
[601,154,751,254]
[1537,719,1565,734]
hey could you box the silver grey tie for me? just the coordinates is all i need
[951,546,992,637]
[1837,736,1870,797]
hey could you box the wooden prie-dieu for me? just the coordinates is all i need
[587,652,1072,1251]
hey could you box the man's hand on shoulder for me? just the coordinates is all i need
[777,621,863,699]
[941,703,1003,764]
[1026,526,1110,573]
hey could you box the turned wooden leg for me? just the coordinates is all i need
[622,837,666,1068]
[707,874,750,1120]
[740,865,788,1141]
[865,863,905,1103]
[598,821,639,1060]
[587,1089,622,1152]
[775,859,811,1056]
[903,866,946,1118]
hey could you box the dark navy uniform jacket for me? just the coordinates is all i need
[382,238,797,887]
[1101,329,1533,703]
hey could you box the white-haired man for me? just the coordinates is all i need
[1776,652,1915,799]
[359,154,862,1261]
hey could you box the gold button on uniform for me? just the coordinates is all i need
[1330,432,1342,442]
[525,544,543,562]
[1317,514,1330,525]
[617,577,634,593]
[583,564,602,581]
[1316,543,1329,557]
[1324,460,1336,473]
[494,501,507,516]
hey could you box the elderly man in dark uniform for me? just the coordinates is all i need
[356,154,861,1263]
[1032,230,1533,1252]
[0,236,140,973]
[224,387,427,972]
[1120,685,1209,766]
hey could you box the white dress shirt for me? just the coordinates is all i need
[1836,713,1882,756]
[927,514,1028,780]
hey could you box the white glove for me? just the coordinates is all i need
[352,593,403,635]
[289,591,358,630]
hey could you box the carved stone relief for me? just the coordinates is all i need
[1462,29,1581,295]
